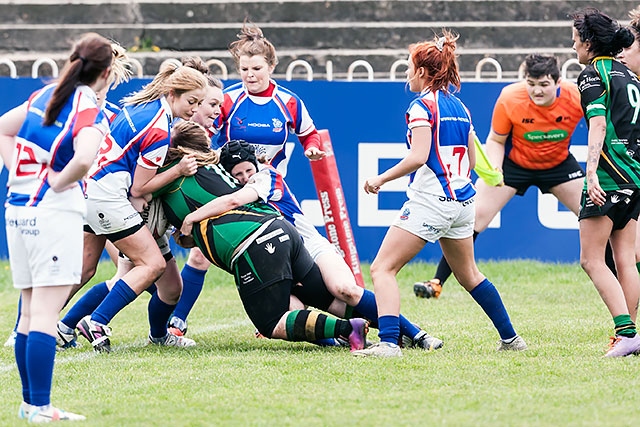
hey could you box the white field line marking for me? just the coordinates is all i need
[0,319,253,374]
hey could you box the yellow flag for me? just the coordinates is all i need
[473,136,503,186]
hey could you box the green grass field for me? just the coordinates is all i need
[1,259,640,426]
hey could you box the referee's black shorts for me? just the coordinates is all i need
[503,154,584,196]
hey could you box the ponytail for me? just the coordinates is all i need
[44,32,112,126]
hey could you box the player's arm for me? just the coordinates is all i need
[180,186,260,236]
[130,154,197,198]
[0,103,27,169]
[47,126,103,192]
[485,129,508,171]
[364,124,431,193]
[468,131,476,171]
[585,115,607,206]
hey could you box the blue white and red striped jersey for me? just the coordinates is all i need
[245,165,303,223]
[6,84,108,212]
[406,90,475,201]
[89,96,172,186]
[246,165,324,245]
[215,81,317,176]
[102,100,121,124]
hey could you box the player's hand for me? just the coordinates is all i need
[177,153,198,176]
[305,147,326,160]
[364,176,383,194]
[173,229,196,248]
[586,172,606,206]
[45,167,76,192]
[128,195,148,213]
[180,214,194,236]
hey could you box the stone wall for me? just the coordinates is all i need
[0,0,637,80]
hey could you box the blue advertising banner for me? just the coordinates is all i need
[0,78,587,262]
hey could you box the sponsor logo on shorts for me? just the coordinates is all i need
[98,212,111,229]
[422,223,441,233]
[400,208,410,220]
[122,212,139,222]
[568,171,583,179]
[256,228,284,244]
[6,217,40,236]
[239,271,255,286]
[49,255,60,275]
[438,196,474,206]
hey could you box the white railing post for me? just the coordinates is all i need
[561,58,584,81]
[205,59,228,80]
[347,60,374,81]
[325,60,333,82]
[0,58,17,78]
[160,58,182,71]
[389,59,409,81]
[31,58,59,78]
[517,61,526,80]
[128,57,144,78]
[475,57,502,80]
[285,59,313,81]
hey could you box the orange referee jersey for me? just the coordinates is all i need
[491,79,583,170]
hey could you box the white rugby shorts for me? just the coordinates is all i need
[6,205,83,288]
[84,174,143,235]
[290,211,339,260]
[391,194,475,242]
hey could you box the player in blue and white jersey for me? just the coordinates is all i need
[55,57,222,350]
[214,23,324,177]
[4,42,134,350]
[69,61,207,352]
[0,33,114,422]
[356,31,526,357]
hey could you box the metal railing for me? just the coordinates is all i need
[0,56,586,81]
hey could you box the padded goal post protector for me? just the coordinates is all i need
[309,129,365,288]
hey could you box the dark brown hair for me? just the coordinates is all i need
[43,32,112,126]
[165,121,219,166]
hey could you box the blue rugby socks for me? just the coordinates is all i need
[148,292,177,338]
[91,279,138,325]
[172,264,207,323]
[61,282,109,329]
[25,332,56,407]
[470,278,517,340]
[14,332,29,403]
[354,289,421,341]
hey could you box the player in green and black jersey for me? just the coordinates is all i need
[572,7,640,357]
[154,121,369,351]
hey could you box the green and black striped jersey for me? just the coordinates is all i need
[155,162,279,271]
[577,56,640,191]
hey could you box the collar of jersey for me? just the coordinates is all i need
[590,56,614,64]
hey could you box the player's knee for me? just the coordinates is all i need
[188,249,210,270]
[369,260,394,283]
[579,256,594,274]
[147,257,167,281]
